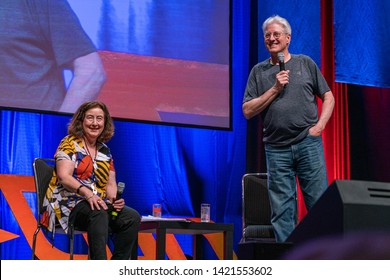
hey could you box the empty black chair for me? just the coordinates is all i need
[241,173,275,242]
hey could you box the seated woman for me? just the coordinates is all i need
[42,101,140,259]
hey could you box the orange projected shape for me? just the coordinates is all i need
[0,229,19,243]
[0,175,104,259]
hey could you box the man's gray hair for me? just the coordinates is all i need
[262,15,292,35]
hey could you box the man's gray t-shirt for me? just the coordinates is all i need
[243,54,330,147]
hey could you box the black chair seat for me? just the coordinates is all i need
[241,173,275,243]
[244,225,275,239]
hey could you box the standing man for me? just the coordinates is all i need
[242,15,335,242]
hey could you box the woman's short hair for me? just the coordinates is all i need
[68,101,114,143]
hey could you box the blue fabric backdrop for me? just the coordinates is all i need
[334,0,390,88]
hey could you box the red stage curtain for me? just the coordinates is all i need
[320,0,350,182]
[297,0,351,221]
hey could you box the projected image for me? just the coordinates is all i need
[0,0,230,129]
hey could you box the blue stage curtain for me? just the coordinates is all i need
[0,112,69,175]
[334,0,390,88]
[0,0,250,259]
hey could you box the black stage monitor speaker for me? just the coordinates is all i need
[287,180,390,244]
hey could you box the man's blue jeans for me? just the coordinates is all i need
[265,134,328,242]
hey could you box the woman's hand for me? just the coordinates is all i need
[112,198,125,212]
[87,193,108,211]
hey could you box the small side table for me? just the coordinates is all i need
[139,219,234,260]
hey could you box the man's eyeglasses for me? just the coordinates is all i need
[264,32,286,40]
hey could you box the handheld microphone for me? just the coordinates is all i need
[277,52,285,71]
[278,52,287,89]
[111,182,125,220]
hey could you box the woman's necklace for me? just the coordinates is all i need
[83,137,98,169]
